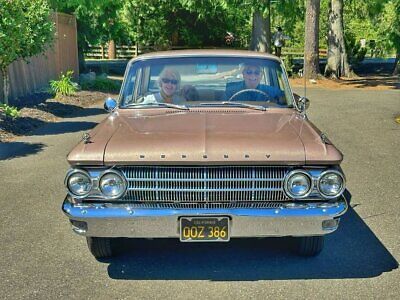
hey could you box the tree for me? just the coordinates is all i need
[377,0,400,75]
[304,0,320,79]
[51,0,127,71]
[324,0,351,78]
[122,0,234,48]
[0,0,54,104]
[250,2,272,53]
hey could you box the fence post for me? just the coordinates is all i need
[135,43,139,57]
[100,45,105,59]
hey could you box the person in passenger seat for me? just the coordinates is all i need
[143,68,185,104]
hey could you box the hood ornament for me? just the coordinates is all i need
[82,132,92,144]
[320,133,332,145]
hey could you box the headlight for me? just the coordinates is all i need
[284,170,312,198]
[66,170,92,197]
[99,170,127,198]
[318,171,345,198]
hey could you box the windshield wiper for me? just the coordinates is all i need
[123,102,189,111]
[199,101,266,111]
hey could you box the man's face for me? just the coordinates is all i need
[243,66,262,89]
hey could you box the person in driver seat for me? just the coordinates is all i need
[224,64,283,102]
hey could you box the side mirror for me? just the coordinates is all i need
[104,97,117,112]
[293,93,310,112]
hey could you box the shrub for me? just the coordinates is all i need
[0,103,20,118]
[49,71,78,97]
[80,77,121,93]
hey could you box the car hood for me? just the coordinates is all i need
[67,108,343,166]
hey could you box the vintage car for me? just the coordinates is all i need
[62,50,347,259]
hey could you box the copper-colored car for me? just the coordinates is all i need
[62,50,347,258]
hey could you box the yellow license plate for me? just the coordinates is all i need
[180,217,230,242]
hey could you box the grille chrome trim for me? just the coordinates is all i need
[118,202,286,209]
[119,166,291,205]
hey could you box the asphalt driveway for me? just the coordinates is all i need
[0,88,399,299]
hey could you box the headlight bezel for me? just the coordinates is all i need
[65,169,93,199]
[317,170,346,199]
[98,169,128,199]
[284,170,313,199]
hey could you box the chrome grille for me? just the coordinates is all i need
[119,166,291,207]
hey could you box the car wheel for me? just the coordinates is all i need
[297,236,324,256]
[86,237,114,259]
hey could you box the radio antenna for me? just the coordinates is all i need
[304,53,307,101]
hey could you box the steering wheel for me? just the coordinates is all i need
[228,88,271,102]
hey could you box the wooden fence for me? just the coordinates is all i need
[84,44,328,60]
[85,45,139,59]
[0,13,79,105]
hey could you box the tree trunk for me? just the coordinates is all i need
[250,3,271,53]
[108,40,116,59]
[393,52,400,76]
[324,0,351,78]
[304,0,320,80]
[1,67,9,105]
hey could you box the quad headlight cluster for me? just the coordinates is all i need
[65,169,127,200]
[66,170,93,197]
[284,169,345,200]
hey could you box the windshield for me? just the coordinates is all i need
[120,56,294,108]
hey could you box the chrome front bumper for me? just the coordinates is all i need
[62,197,348,238]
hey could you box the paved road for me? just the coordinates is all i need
[0,88,399,299]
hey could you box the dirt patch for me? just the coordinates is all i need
[0,91,116,142]
[290,76,399,90]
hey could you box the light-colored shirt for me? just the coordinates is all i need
[142,92,185,104]
[273,32,290,47]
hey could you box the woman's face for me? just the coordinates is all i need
[243,66,262,89]
[160,73,178,96]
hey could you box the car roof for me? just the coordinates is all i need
[129,49,282,63]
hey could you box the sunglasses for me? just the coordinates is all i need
[244,70,261,76]
[161,78,178,85]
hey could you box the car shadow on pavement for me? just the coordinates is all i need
[29,121,99,137]
[0,120,99,160]
[105,207,398,281]
[0,142,47,160]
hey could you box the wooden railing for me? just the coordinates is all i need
[84,45,328,60]
[282,48,328,57]
[84,45,140,59]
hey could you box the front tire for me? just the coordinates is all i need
[297,236,324,256]
[86,237,114,259]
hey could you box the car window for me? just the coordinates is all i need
[120,57,293,107]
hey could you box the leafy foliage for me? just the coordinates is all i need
[50,0,127,49]
[49,71,78,97]
[50,0,399,59]
[0,0,54,103]
[0,0,54,69]
[0,103,20,118]
[121,0,242,47]
[377,0,400,55]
